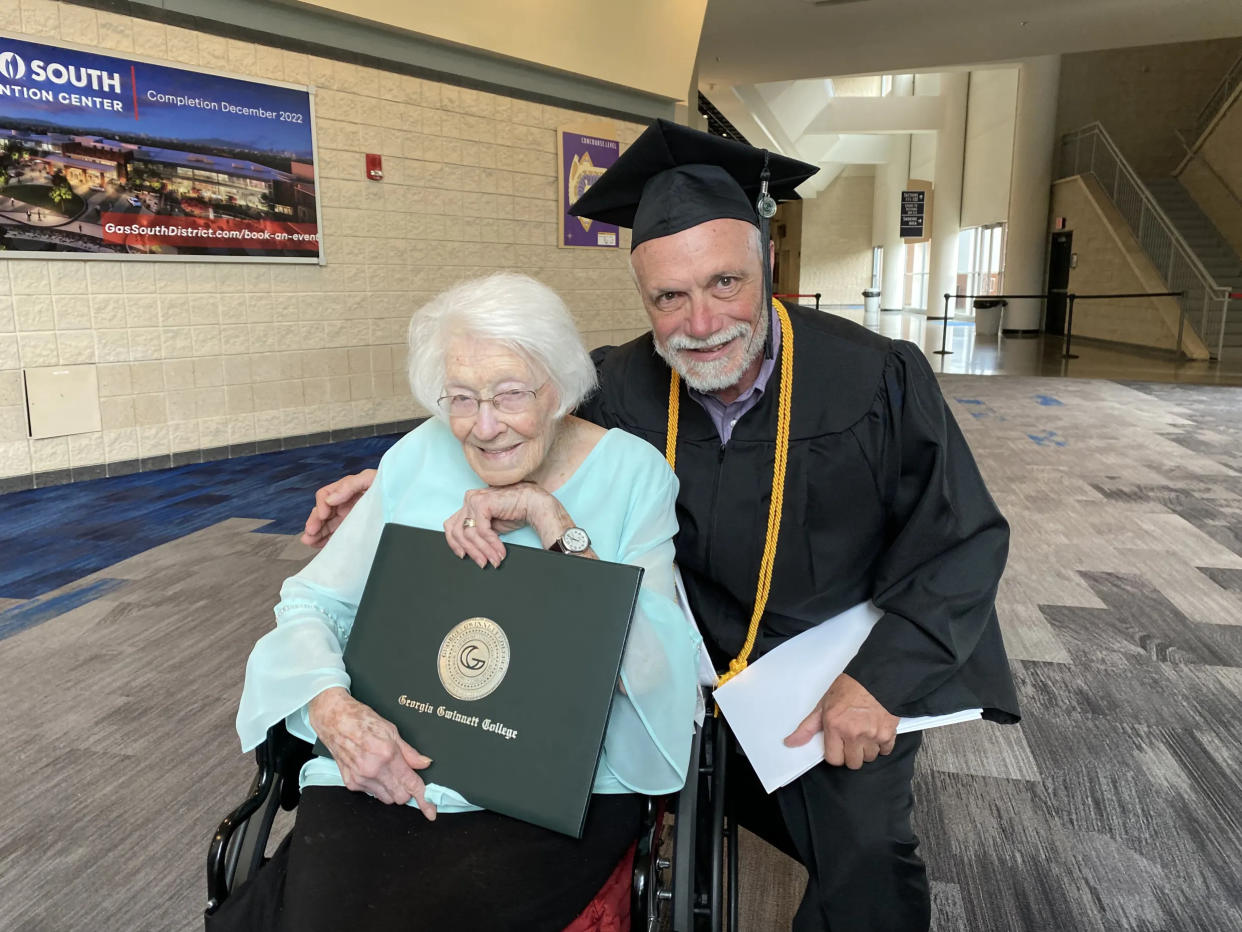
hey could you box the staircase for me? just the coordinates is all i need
[1145,178,1242,288]
[1060,123,1236,358]
[1145,177,1242,351]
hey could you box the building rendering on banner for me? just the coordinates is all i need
[0,128,316,255]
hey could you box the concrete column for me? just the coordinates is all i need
[876,75,913,310]
[928,72,968,315]
[1003,55,1062,332]
[675,58,708,131]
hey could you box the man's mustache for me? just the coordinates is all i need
[664,322,751,352]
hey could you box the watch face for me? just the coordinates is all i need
[562,526,590,553]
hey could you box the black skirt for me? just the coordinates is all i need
[207,787,642,932]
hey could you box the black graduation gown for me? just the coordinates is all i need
[578,303,1020,724]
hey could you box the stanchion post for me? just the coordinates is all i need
[933,292,953,355]
[815,292,821,311]
[1063,294,1079,359]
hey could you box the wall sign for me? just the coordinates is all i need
[0,34,321,262]
[900,190,926,238]
[557,123,619,248]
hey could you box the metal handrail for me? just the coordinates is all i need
[1194,49,1242,143]
[1059,122,1232,360]
[1173,129,1242,215]
[1175,71,1242,177]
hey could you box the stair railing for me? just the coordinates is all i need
[1191,49,1242,149]
[1059,122,1232,359]
[1172,128,1242,219]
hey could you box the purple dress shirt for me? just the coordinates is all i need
[687,307,781,445]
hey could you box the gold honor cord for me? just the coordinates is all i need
[665,300,794,693]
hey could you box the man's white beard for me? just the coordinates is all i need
[654,302,770,393]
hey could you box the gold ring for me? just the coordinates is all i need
[463,518,477,529]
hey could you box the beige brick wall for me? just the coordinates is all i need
[0,0,653,481]
[1055,36,1242,179]
[1051,176,1209,359]
[798,174,875,306]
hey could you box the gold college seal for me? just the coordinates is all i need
[568,151,607,232]
[437,617,510,701]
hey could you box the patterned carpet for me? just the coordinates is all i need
[918,376,1242,932]
[1,377,1241,931]
[0,435,400,604]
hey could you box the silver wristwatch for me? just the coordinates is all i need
[549,526,590,555]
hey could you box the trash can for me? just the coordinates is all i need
[862,289,881,323]
[973,298,1007,338]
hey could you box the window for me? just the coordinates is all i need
[871,246,883,290]
[903,241,930,310]
[881,75,893,96]
[957,223,1006,312]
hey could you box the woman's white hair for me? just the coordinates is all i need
[407,272,597,420]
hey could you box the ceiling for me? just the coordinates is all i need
[696,0,1242,200]
[697,0,1242,89]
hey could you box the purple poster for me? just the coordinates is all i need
[559,130,618,248]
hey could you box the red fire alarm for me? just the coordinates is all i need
[366,153,383,181]
[1055,216,1066,230]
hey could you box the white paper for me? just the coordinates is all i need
[711,602,982,793]
[673,567,718,726]
[674,567,723,689]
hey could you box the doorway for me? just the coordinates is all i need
[1045,231,1072,335]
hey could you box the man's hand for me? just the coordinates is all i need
[308,687,437,818]
[783,673,899,770]
[301,469,377,548]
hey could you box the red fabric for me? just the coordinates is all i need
[561,840,636,932]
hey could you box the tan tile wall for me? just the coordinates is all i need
[798,174,875,305]
[0,0,652,480]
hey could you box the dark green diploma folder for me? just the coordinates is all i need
[315,523,644,838]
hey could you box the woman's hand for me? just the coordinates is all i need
[308,687,437,819]
[443,483,574,567]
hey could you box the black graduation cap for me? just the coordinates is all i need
[568,118,818,250]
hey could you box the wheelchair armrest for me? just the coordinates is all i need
[206,721,314,913]
[275,723,315,809]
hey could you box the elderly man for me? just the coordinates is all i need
[304,120,1019,931]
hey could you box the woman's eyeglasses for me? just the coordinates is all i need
[437,384,545,417]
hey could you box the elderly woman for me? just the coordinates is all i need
[220,273,700,932]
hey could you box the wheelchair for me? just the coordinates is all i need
[206,716,743,931]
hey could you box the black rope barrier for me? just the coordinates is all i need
[932,291,1186,359]
[1062,292,1184,358]
[933,293,1051,355]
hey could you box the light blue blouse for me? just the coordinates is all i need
[236,419,702,812]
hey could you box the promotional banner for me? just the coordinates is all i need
[0,34,320,262]
[557,124,619,249]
